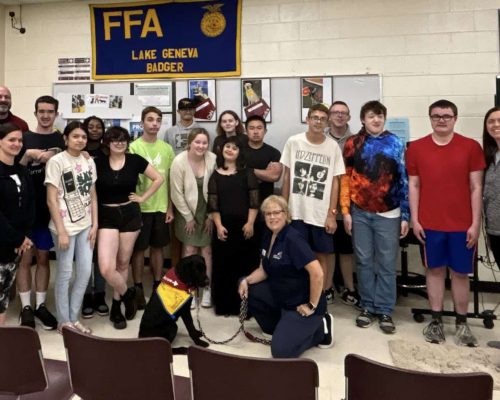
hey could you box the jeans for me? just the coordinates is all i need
[51,227,93,324]
[351,205,400,315]
[85,250,106,294]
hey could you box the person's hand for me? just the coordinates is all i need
[128,192,144,203]
[165,208,174,223]
[296,303,315,317]
[204,218,213,235]
[58,232,70,251]
[26,149,43,162]
[400,221,409,239]
[238,278,249,299]
[216,225,228,241]
[412,220,426,244]
[37,149,57,163]
[88,226,97,249]
[466,223,480,249]
[343,214,352,236]
[325,215,337,235]
[185,220,196,236]
[15,237,33,255]
[242,222,254,240]
[81,151,91,160]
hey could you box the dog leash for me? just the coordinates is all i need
[195,297,271,346]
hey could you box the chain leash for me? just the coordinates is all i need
[195,297,271,346]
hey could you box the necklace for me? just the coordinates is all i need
[110,156,126,182]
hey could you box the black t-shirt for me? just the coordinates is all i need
[21,131,65,227]
[243,143,281,202]
[95,153,148,204]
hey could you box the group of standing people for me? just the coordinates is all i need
[0,85,498,359]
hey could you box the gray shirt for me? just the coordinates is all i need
[164,121,200,155]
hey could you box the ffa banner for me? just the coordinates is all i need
[90,0,241,80]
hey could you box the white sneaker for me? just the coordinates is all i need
[191,296,197,310]
[201,287,212,308]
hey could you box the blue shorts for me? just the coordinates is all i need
[423,230,475,274]
[30,227,54,251]
[290,220,334,254]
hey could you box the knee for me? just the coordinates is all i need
[450,270,469,281]
[271,340,297,359]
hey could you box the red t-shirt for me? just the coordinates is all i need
[406,133,485,231]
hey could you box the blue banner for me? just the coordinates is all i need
[90,0,241,80]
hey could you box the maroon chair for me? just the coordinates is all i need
[62,327,190,400]
[0,326,72,400]
[344,353,493,400]
[188,345,319,400]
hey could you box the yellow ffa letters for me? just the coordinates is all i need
[103,8,163,40]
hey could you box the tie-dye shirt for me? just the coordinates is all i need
[340,130,409,221]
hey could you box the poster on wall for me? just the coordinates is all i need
[241,78,271,122]
[300,77,333,122]
[134,82,172,113]
[188,79,217,121]
[90,1,242,79]
[58,57,91,81]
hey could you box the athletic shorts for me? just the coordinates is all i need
[30,227,54,251]
[134,212,170,251]
[423,230,475,274]
[0,261,17,313]
[290,220,334,254]
[333,221,353,255]
[99,202,142,233]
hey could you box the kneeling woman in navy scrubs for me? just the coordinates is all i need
[238,195,333,358]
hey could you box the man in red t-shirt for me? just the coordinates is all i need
[0,86,29,133]
[406,99,485,347]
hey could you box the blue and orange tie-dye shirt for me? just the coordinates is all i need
[340,130,409,221]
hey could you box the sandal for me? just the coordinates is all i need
[57,322,75,335]
[73,320,92,335]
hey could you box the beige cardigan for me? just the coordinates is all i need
[169,150,217,223]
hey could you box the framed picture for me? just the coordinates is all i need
[241,78,271,122]
[135,82,173,113]
[188,79,217,122]
[300,77,333,122]
[129,121,143,141]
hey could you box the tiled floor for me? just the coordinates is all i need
[4,266,500,400]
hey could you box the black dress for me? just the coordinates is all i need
[208,168,260,315]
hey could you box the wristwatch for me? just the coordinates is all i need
[306,302,317,312]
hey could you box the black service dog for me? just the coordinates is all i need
[139,255,210,354]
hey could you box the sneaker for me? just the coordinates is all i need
[93,292,109,316]
[81,293,94,319]
[423,320,445,344]
[325,288,335,304]
[34,303,57,330]
[318,313,334,348]
[201,287,212,308]
[341,289,361,309]
[135,286,146,310]
[121,287,137,320]
[73,320,92,335]
[356,309,376,328]
[19,305,35,329]
[110,299,126,330]
[378,314,396,334]
[455,323,478,347]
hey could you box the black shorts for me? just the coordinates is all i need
[98,202,142,233]
[134,212,170,251]
[333,221,353,255]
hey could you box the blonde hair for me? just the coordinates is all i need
[261,195,291,223]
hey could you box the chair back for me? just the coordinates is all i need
[62,327,176,400]
[188,345,319,400]
[0,326,48,395]
[344,353,493,400]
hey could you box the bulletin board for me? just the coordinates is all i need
[53,74,381,150]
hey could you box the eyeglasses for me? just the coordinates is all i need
[430,114,455,122]
[309,116,328,123]
[330,111,349,117]
[264,210,284,218]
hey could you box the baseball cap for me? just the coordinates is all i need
[178,98,196,110]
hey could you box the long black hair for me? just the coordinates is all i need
[482,106,500,167]
[215,135,246,171]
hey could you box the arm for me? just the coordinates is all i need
[467,170,483,248]
[238,263,268,299]
[129,164,164,204]
[211,212,227,241]
[88,186,98,248]
[408,175,425,244]
[325,175,339,234]
[242,208,258,240]
[19,149,42,166]
[296,260,324,317]
[281,166,290,201]
[46,184,69,250]
[253,162,283,183]
[242,169,260,239]
[169,159,193,222]
[340,174,352,235]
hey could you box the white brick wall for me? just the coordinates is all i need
[1,0,499,135]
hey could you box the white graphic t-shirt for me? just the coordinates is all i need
[45,151,96,236]
[281,133,345,227]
